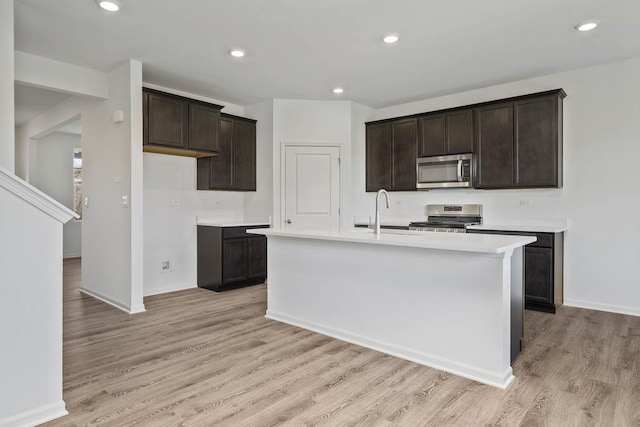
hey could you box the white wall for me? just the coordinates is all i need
[0,0,14,172]
[352,57,640,316]
[0,188,68,426]
[80,60,144,313]
[15,96,96,182]
[13,53,108,181]
[13,56,148,315]
[272,99,353,227]
[143,153,245,295]
[32,132,82,258]
[244,100,274,222]
[14,51,108,99]
[142,84,248,296]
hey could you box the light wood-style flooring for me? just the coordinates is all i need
[44,258,640,426]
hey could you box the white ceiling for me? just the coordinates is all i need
[14,0,640,108]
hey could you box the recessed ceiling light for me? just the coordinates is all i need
[333,88,344,94]
[575,21,599,32]
[96,0,122,12]
[229,49,246,58]
[382,34,399,44]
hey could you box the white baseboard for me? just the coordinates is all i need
[0,400,67,427]
[144,282,197,297]
[63,253,81,259]
[564,299,640,317]
[266,310,514,389]
[80,287,146,315]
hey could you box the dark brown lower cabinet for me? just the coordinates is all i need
[467,229,564,313]
[197,225,268,291]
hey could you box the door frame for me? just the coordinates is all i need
[279,141,343,228]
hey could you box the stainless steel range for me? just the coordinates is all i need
[409,204,482,233]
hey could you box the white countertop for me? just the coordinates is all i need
[248,226,535,254]
[197,218,270,227]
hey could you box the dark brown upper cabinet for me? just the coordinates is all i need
[418,109,473,157]
[514,94,563,188]
[197,114,257,191]
[474,102,515,188]
[366,118,417,192]
[365,122,391,191]
[475,90,565,189]
[143,88,222,158]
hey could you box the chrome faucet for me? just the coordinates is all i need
[373,189,390,235]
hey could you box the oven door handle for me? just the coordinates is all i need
[456,160,463,182]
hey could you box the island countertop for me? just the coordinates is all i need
[248,227,535,254]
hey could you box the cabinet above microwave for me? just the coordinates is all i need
[365,88,565,192]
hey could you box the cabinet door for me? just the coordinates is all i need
[514,95,559,187]
[145,92,189,148]
[391,118,417,191]
[189,102,221,152]
[222,239,248,284]
[418,114,445,157]
[233,119,257,191]
[475,102,514,188]
[247,236,267,278]
[524,246,553,306]
[446,109,474,154]
[208,116,234,189]
[366,123,391,192]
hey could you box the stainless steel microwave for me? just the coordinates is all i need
[416,153,473,189]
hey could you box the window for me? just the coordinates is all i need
[73,149,82,219]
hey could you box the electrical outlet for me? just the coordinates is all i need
[161,261,171,272]
[122,195,129,208]
[519,199,533,207]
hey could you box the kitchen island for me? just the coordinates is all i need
[248,227,535,389]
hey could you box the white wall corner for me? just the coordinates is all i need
[129,59,145,314]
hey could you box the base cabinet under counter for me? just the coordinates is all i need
[197,225,269,291]
[467,229,564,313]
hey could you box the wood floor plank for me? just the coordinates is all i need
[40,258,640,426]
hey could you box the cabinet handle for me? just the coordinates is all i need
[286,219,292,224]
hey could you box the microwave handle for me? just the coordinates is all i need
[457,160,463,182]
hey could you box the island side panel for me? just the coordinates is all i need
[510,247,524,362]
[265,235,515,388]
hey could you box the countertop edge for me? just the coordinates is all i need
[248,228,536,254]
[467,224,568,233]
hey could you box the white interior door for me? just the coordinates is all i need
[284,145,340,228]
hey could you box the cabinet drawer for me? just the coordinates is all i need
[222,225,269,239]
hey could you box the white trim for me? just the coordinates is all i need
[144,282,197,297]
[564,299,640,317]
[80,287,146,315]
[266,310,515,389]
[0,166,78,223]
[0,400,68,427]
[279,141,343,228]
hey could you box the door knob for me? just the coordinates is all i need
[286,219,292,224]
